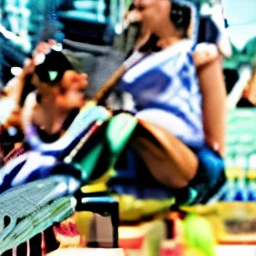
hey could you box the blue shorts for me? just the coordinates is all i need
[187,145,226,204]
[190,145,225,189]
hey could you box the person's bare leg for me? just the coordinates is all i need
[131,119,198,189]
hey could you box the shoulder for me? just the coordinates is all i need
[193,43,219,68]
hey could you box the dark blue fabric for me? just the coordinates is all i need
[178,63,192,91]
[108,145,225,201]
[122,68,171,106]
[108,148,175,200]
[190,145,225,189]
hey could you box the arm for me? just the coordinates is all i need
[0,59,35,130]
[1,59,34,103]
[196,54,227,157]
[21,91,38,133]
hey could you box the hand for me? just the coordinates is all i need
[205,137,225,157]
[20,58,35,80]
[32,39,57,57]
[193,43,219,68]
[124,9,142,24]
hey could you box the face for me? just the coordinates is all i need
[31,70,88,110]
[55,71,88,110]
[133,0,172,35]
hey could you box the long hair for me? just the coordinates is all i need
[171,1,191,37]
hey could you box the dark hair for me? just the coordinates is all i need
[139,34,162,53]
[34,49,74,85]
[129,1,193,54]
[170,1,191,37]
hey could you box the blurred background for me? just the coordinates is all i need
[1,0,256,255]
[0,0,256,96]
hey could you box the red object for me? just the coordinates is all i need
[160,243,184,256]
[119,236,145,250]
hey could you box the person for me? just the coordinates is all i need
[0,41,92,160]
[0,38,118,189]
[110,0,227,204]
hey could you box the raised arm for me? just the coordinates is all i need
[194,45,227,157]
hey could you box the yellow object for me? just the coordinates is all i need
[182,202,256,244]
[247,169,256,179]
[114,194,174,221]
[73,211,94,237]
[81,183,108,194]
[225,167,242,179]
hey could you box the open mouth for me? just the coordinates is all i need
[137,6,146,11]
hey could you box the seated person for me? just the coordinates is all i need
[0,41,90,160]
[107,0,227,205]
[22,48,88,140]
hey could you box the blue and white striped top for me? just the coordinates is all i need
[119,40,205,147]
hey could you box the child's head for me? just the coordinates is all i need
[32,48,88,110]
[34,48,74,85]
